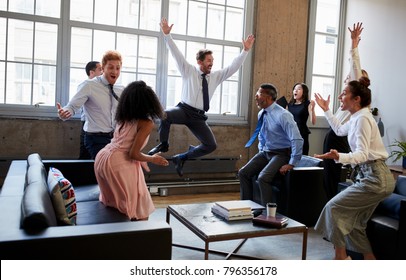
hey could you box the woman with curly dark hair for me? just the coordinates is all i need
[95,81,168,220]
[313,79,395,260]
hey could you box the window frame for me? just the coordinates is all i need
[0,0,255,125]
[306,0,348,128]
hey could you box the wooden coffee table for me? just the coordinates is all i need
[166,202,308,260]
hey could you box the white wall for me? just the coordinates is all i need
[343,0,406,165]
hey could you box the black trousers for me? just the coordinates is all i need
[323,128,350,200]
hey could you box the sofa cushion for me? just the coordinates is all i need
[395,175,406,196]
[76,200,130,225]
[21,164,58,230]
[47,167,77,225]
[377,193,404,220]
[75,184,100,202]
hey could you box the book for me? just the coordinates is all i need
[252,214,289,228]
[211,206,253,221]
[214,200,264,212]
[211,204,252,218]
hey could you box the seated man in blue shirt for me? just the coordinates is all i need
[239,83,304,206]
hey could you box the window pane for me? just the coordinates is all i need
[118,0,139,28]
[206,43,223,71]
[94,30,116,62]
[221,80,238,114]
[95,0,117,25]
[0,18,6,60]
[166,76,182,107]
[69,68,85,101]
[139,0,161,31]
[70,0,93,22]
[207,4,225,40]
[36,0,61,18]
[71,28,92,68]
[224,45,240,80]
[186,41,204,64]
[210,87,221,114]
[9,0,34,14]
[138,36,157,74]
[187,1,206,37]
[169,0,187,35]
[6,62,32,105]
[33,65,56,106]
[312,34,337,76]
[138,74,156,91]
[311,76,336,115]
[0,1,6,11]
[7,20,33,63]
[120,72,137,87]
[209,0,225,5]
[227,0,244,8]
[117,33,138,72]
[315,0,340,34]
[225,6,243,41]
[34,23,57,64]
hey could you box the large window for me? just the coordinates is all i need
[306,0,347,117]
[0,0,254,122]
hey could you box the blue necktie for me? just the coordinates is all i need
[245,110,266,148]
[202,74,209,111]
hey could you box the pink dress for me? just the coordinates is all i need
[94,121,155,220]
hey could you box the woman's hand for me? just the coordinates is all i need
[314,149,339,161]
[151,153,169,166]
[314,93,330,112]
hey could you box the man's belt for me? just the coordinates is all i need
[179,102,206,115]
[85,131,114,137]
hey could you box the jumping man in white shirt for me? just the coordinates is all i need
[149,18,255,176]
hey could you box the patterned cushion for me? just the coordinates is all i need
[47,167,77,225]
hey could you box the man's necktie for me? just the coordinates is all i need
[108,84,119,101]
[202,74,209,111]
[245,110,267,148]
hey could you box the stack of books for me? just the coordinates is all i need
[211,200,254,221]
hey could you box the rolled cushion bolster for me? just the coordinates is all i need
[21,179,57,230]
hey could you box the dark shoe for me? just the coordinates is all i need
[148,143,169,155]
[172,155,186,177]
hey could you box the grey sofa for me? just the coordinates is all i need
[0,153,172,260]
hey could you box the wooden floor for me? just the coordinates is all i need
[152,191,240,208]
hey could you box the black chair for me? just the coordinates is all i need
[367,175,406,259]
[253,155,327,227]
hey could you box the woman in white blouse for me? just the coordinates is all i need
[313,79,395,260]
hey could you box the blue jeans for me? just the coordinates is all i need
[238,150,290,206]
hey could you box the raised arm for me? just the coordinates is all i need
[348,22,364,81]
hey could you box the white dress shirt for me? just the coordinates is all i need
[334,47,363,124]
[164,33,249,110]
[62,76,124,133]
[324,108,388,165]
